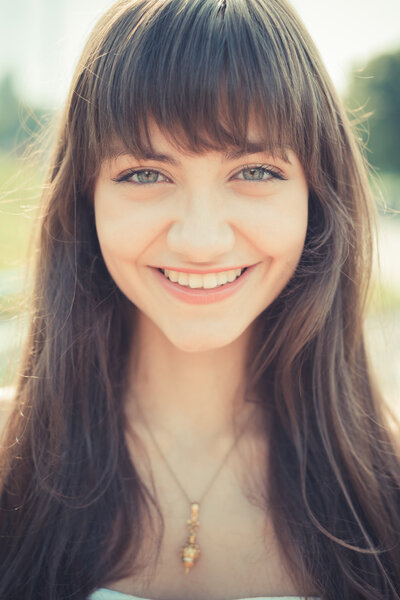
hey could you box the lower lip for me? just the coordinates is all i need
[151,265,257,305]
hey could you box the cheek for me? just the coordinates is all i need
[94,190,159,263]
[243,191,308,261]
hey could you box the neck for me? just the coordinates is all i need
[124,311,259,452]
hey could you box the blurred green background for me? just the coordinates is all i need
[0,23,400,416]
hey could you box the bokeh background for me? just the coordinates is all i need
[0,0,399,421]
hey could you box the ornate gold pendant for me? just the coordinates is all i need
[180,502,200,573]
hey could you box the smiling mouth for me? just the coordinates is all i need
[157,267,248,289]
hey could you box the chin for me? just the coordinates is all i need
[164,323,250,354]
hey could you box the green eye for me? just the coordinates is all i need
[235,164,287,183]
[114,169,168,184]
[134,170,161,184]
[241,167,271,181]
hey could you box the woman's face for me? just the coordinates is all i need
[94,122,309,352]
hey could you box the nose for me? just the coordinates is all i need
[166,189,235,261]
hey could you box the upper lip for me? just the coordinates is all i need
[154,265,253,274]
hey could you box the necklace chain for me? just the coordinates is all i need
[134,394,256,504]
[131,389,257,573]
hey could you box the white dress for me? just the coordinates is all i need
[89,589,320,600]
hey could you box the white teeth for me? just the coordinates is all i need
[186,273,209,288]
[166,270,180,283]
[177,272,189,286]
[200,274,217,289]
[162,268,244,289]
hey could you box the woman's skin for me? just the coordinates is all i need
[94,121,309,464]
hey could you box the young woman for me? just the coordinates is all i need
[0,0,399,599]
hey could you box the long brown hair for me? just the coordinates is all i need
[1,0,399,598]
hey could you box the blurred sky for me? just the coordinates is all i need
[0,0,399,108]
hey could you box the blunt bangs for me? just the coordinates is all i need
[75,0,322,170]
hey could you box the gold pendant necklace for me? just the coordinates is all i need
[133,391,257,574]
[181,502,201,573]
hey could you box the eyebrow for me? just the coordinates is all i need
[109,142,290,164]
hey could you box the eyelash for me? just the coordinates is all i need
[112,164,287,185]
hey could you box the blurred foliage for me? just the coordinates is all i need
[346,48,400,177]
[0,292,27,319]
[375,171,400,213]
[367,279,400,316]
[0,73,48,271]
[0,151,43,270]
[0,73,51,152]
